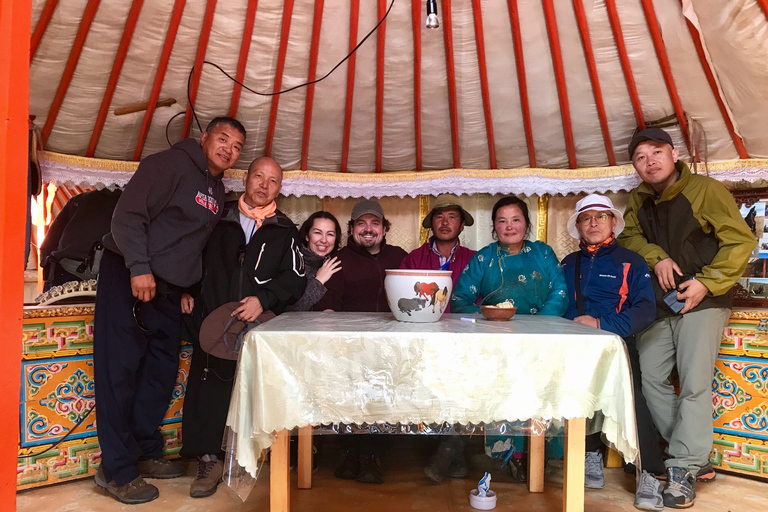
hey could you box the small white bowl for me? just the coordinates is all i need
[469,489,497,510]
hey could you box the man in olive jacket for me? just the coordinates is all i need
[618,128,755,509]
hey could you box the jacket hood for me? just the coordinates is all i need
[173,138,221,180]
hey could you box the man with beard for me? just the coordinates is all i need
[399,195,476,483]
[314,199,407,483]
[180,156,305,498]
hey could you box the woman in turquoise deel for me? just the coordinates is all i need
[451,195,568,480]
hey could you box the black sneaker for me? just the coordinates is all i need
[505,455,527,483]
[662,467,695,509]
[334,449,360,480]
[357,454,384,484]
[447,453,468,479]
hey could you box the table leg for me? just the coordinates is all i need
[562,418,586,512]
[298,426,313,489]
[527,430,545,493]
[270,430,290,512]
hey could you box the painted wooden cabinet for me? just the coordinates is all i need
[16,305,190,490]
[712,309,768,480]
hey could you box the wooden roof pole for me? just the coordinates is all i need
[441,0,461,169]
[411,0,423,171]
[340,0,361,173]
[87,0,145,157]
[604,0,645,129]
[542,0,577,168]
[30,0,59,63]
[182,0,218,139]
[572,0,615,166]
[300,0,325,170]
[229,0,259,118]
[264,0,296,156]
[375,0,388,173]
[471,0,497,169]
[41,0,101,145]
[133,0,187,160]
[506,0,536,167]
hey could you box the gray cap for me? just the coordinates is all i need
[351,199,384,221]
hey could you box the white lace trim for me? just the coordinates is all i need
[40,157,768,198]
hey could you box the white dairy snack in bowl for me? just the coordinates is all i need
[486,299,515,309]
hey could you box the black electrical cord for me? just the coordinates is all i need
[177,0,396,143]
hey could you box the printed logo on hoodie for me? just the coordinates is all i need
[195,191,219,214]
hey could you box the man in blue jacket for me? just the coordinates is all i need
[93,117,245,504]
[561,194,663,511]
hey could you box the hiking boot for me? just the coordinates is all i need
[584,450,605,489]
[94,466,159,504]
[662,467,695,509]
[505,455,527,483]
[447,452,468,479]
[334,449,360,480]
[357,454,384,484]
[424,439,458,483]
[634,470,664,511]
[137,457,186,479]
[190,459,224,498]
[695,462,716,482]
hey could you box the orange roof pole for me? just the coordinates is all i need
[182,0,218,139]
[229,0,259,118]
[572,0,616,166]
[340,0,361,173]
[264,0,296,156]
[0,0,31,507]
[87,0,145,157]
[301,0,326,170]
[604,0,645,129]
[506,0,536,168]
[681,8,748,159]
[375,0,387,173]
[133,0,186,160]
[441,0,461,169]
[470,0,497,169]
[759,0,768,20]
[411,0,423,171]
[29,0,59,63]
[542,0,577,169]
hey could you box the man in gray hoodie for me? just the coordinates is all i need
[93,117,245,504]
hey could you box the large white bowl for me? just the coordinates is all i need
[384,269,453,322]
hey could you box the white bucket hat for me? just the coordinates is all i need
[566,194,625,239]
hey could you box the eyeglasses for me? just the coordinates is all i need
[577,213,614,225]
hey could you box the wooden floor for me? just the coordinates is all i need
[16,437,767,511]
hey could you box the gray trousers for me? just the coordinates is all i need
[636,308,730,474]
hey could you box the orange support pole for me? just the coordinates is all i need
[0,0,31,506]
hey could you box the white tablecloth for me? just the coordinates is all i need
[226,312,638,478]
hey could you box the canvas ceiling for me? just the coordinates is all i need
[29,0,768,174]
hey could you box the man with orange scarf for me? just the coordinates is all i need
[180,156,306,498]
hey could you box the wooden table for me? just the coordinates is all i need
[225,312,638,512]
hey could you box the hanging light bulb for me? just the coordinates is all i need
[426,0,440,29]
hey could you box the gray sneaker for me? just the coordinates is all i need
[635,470,664,511]
[663,466,696,508]
[584,450,605,489]
[94,466,159,504]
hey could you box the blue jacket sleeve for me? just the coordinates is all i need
[538,244,569,316]
[450,250,484,313]
[597,258,656,338]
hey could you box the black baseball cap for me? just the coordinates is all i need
[628,128,674,159]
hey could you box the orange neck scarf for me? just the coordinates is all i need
[238,194,277,230]
[580,233,616,256]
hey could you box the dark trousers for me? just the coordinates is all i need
[93,250,182,485]
[180,315,236,458]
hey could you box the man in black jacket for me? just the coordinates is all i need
[180,156,306,498]
[93,117,245,504]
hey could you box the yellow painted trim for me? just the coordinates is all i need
[537,194,549,243]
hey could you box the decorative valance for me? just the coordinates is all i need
[39,151,768,199]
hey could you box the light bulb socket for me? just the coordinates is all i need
[426,13,440,29]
